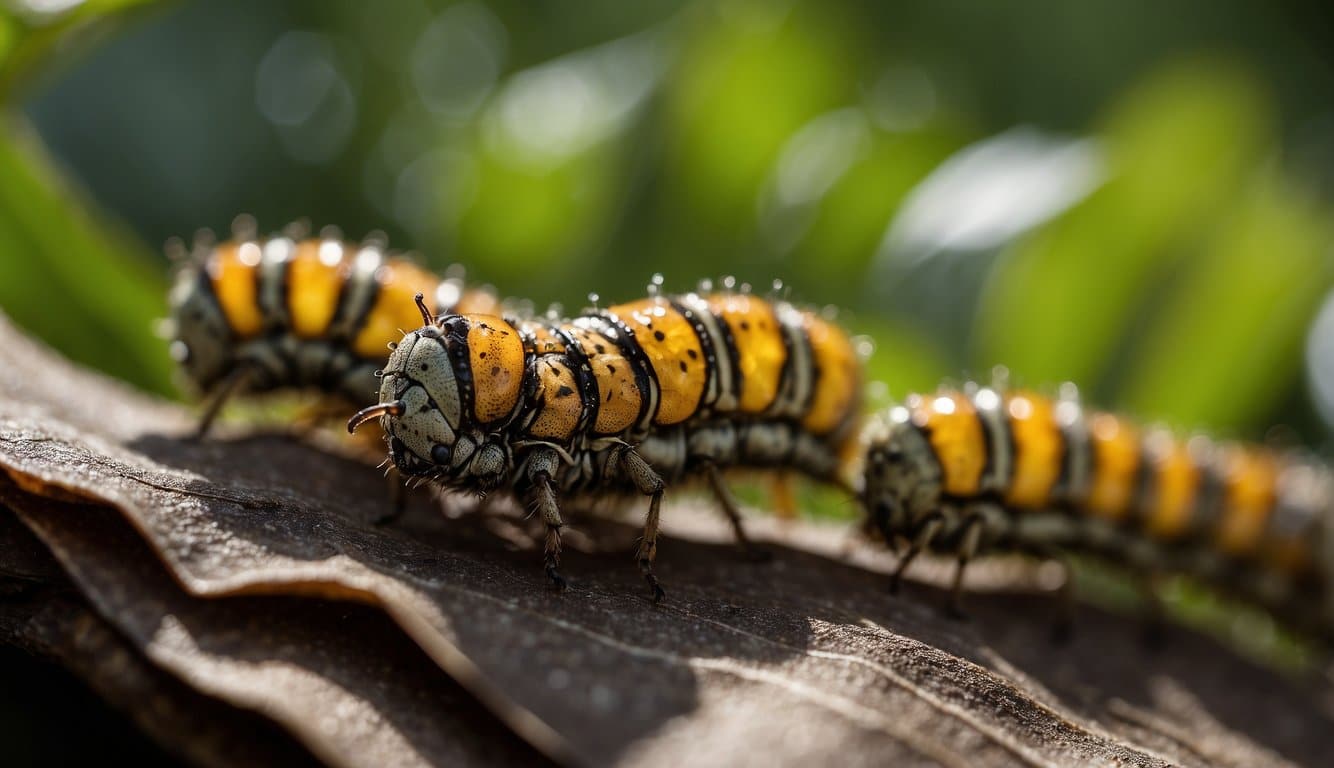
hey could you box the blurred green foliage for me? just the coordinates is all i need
[0,0,155,99]
[976,63,1270,390]
[1,0,1332,433]
[0,1,170,392]
[2,0,1333,671]
[975,62,1334,434]
[0,123,171,392]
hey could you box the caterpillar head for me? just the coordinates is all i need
[861,404,943,542]
[350,299,525,492]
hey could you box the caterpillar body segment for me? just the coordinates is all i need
[167,220,500,435]
[354,288,864,598]
[861,382,1334,635]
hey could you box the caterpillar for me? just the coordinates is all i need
[167,218,500,435]
[860,380,1334,636]
[348,281,863,599]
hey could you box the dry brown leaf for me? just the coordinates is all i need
[0,510,321,768]
[0,491,550,768]
[1,311,1331,768]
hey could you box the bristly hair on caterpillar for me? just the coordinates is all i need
[166,216,500,436]
[861,381,1334,640]
[351,283,865,600]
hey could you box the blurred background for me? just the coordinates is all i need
[2,0,1334,443]
[2,0,1334,683]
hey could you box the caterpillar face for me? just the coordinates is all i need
[353,287,866,490]
[862,404,944,539]
[364,314,525,490]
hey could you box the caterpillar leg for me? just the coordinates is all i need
[946,513,985,620]
[889,512,943,595]
[526,448,567,591]
[615,447,667,603]
[869,505,903,555]
[530,473,567,591]
[704,464,769,562]
[194,363,254,438]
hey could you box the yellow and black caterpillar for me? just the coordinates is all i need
[349,284,863,599]
[860,381,1334,636]
[167,219,500,434]
[173,232,1332,638]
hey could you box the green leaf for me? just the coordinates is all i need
[0,0,160,102]
[972,61,1273,397]
[658,2,858,248]
[1118,173,1334,432]
[0,15,16,72]
[455,148,614,294]
[788,124,967,294]
[0,120,172,394]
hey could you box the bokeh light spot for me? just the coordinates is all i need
[412,2,507,120]
[255,31,358,165]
